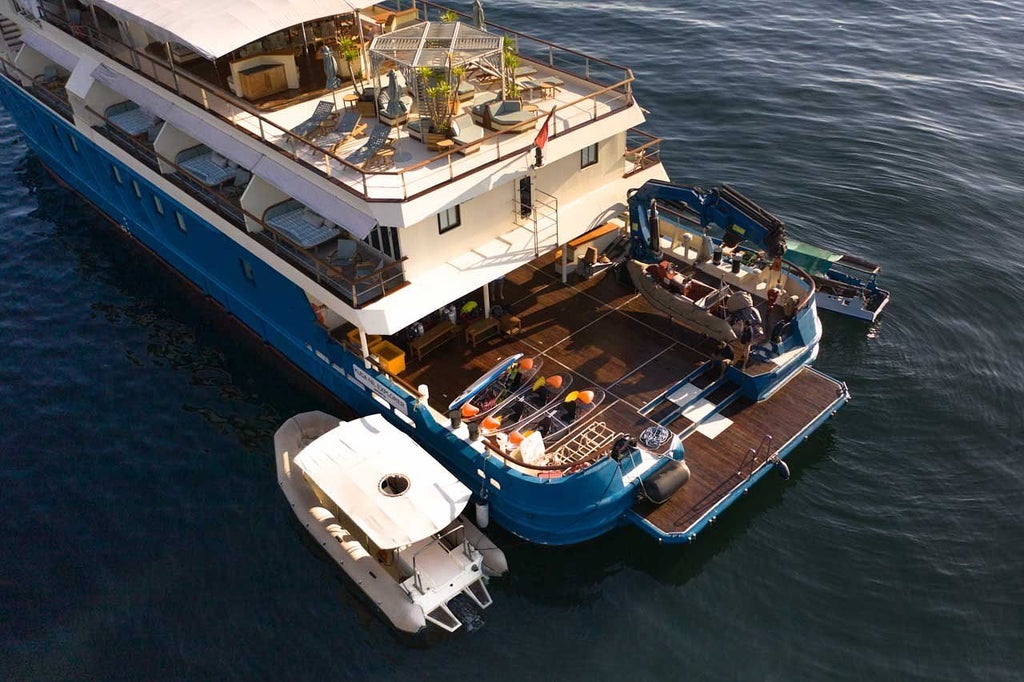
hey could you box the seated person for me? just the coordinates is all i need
[711,340,734,379]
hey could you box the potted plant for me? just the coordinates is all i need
[439,9,459,23]
[502,36,521,101]
[337,36,376,116]
[415,67,456,150]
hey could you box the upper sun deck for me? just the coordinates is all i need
[36,0,649,204]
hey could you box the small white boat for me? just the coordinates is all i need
[786,239,891,322]
[275,412,507,635]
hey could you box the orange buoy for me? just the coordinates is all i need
[578,390,595,404]
[519,357,534,371]
[509,430,524,445]
[461,402,480,419]
[546,375,563,389]
[481,416,501,430]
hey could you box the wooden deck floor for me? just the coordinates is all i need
[399,256,719,446]
[384,254,845,533]
[633,368,846,534]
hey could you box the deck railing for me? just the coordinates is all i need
[624,128,662,178]
[83,102,408,308]
[38,3,637,202]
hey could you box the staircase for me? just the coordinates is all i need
[0,16,23,54]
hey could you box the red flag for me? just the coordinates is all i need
[533,107,555,151]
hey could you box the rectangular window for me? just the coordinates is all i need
[239,258,255,285]
[175,211,187,233]
[131,180,142,198]
[153,195,164,215]
[68,134,78,153]
[112,165,123,184]
[581,143,598,168]
[437,205,461,234]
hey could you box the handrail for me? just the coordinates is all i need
[83,103,408,308]
[479,436,608,475]
[410,523,470,594]
[37,5,635,202]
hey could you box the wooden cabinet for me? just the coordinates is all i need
[239,63,287,101]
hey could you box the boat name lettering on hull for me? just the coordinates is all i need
[353,365,408,415]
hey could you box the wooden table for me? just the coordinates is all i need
[365,147,395,171]
[409,320,459,361]
[436,138,454,154]
[342,92,359,110]
[465,317,500,347]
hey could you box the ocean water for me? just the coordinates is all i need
[2,1,1023,679]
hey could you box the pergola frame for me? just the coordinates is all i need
[368,21,503,127]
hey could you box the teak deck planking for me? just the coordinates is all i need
[394,254,843,531]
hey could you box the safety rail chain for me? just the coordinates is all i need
[37,4,636,203]
[739,433,773,479]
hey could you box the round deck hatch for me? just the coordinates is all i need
[379,473,410,497]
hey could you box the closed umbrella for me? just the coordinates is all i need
[382,69,403,120]
[473,0,486,30]
[322,45,341,90]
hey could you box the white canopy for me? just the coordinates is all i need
[294,414,471,550]
[81,0,378,61]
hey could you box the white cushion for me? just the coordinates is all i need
[210,152,227,167]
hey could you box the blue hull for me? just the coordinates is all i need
[0,75,649,546]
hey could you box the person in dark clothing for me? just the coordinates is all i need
[711,340,734,379]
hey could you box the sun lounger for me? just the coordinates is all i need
[106,101,158,138]
[316,110,367,152]
[290,100,335,141]
[345,124,392,167]
[483,100,534,132]
[176,145,237,187]
[263,200,342,248]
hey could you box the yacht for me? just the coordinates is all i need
[0,0,849,545]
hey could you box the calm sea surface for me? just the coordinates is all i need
[2,1,1023,679]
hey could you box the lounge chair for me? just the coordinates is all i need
[176,145,237,187]
[333,238,360,267]
[289,101,335,141]
[483,100,534,132]
[105,101,159,138]
[263,200,342,249]
[450,113,486,155]
[345,124,392,167]
[316,110,367,153]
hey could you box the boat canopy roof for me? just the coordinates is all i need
[785,239,842,277]
[79,0,377,61]
[294,414,471,550]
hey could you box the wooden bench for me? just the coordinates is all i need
[409,320,458,362]
[465,317,500,347]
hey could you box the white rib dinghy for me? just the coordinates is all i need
[275,412,507,634]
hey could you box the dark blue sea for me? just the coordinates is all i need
[2,1,1023,679]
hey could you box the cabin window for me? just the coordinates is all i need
[67,133,78,153]
[366,225,401,261]
[152,195,164,215]
[581,143,598,168]
[437,205,461,234]
[239,257,255,285]
[131,179,142,198]
[111,165,123,184]
[175,211,187,233]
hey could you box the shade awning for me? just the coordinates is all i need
[81,0,379,61]
[294,415,471,550]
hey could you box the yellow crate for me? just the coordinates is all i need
[370,340,406,375]
[346,328,381,348]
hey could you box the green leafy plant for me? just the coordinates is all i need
[439,9,459,23]
[336,36,364,97]
[502,36,520,100]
